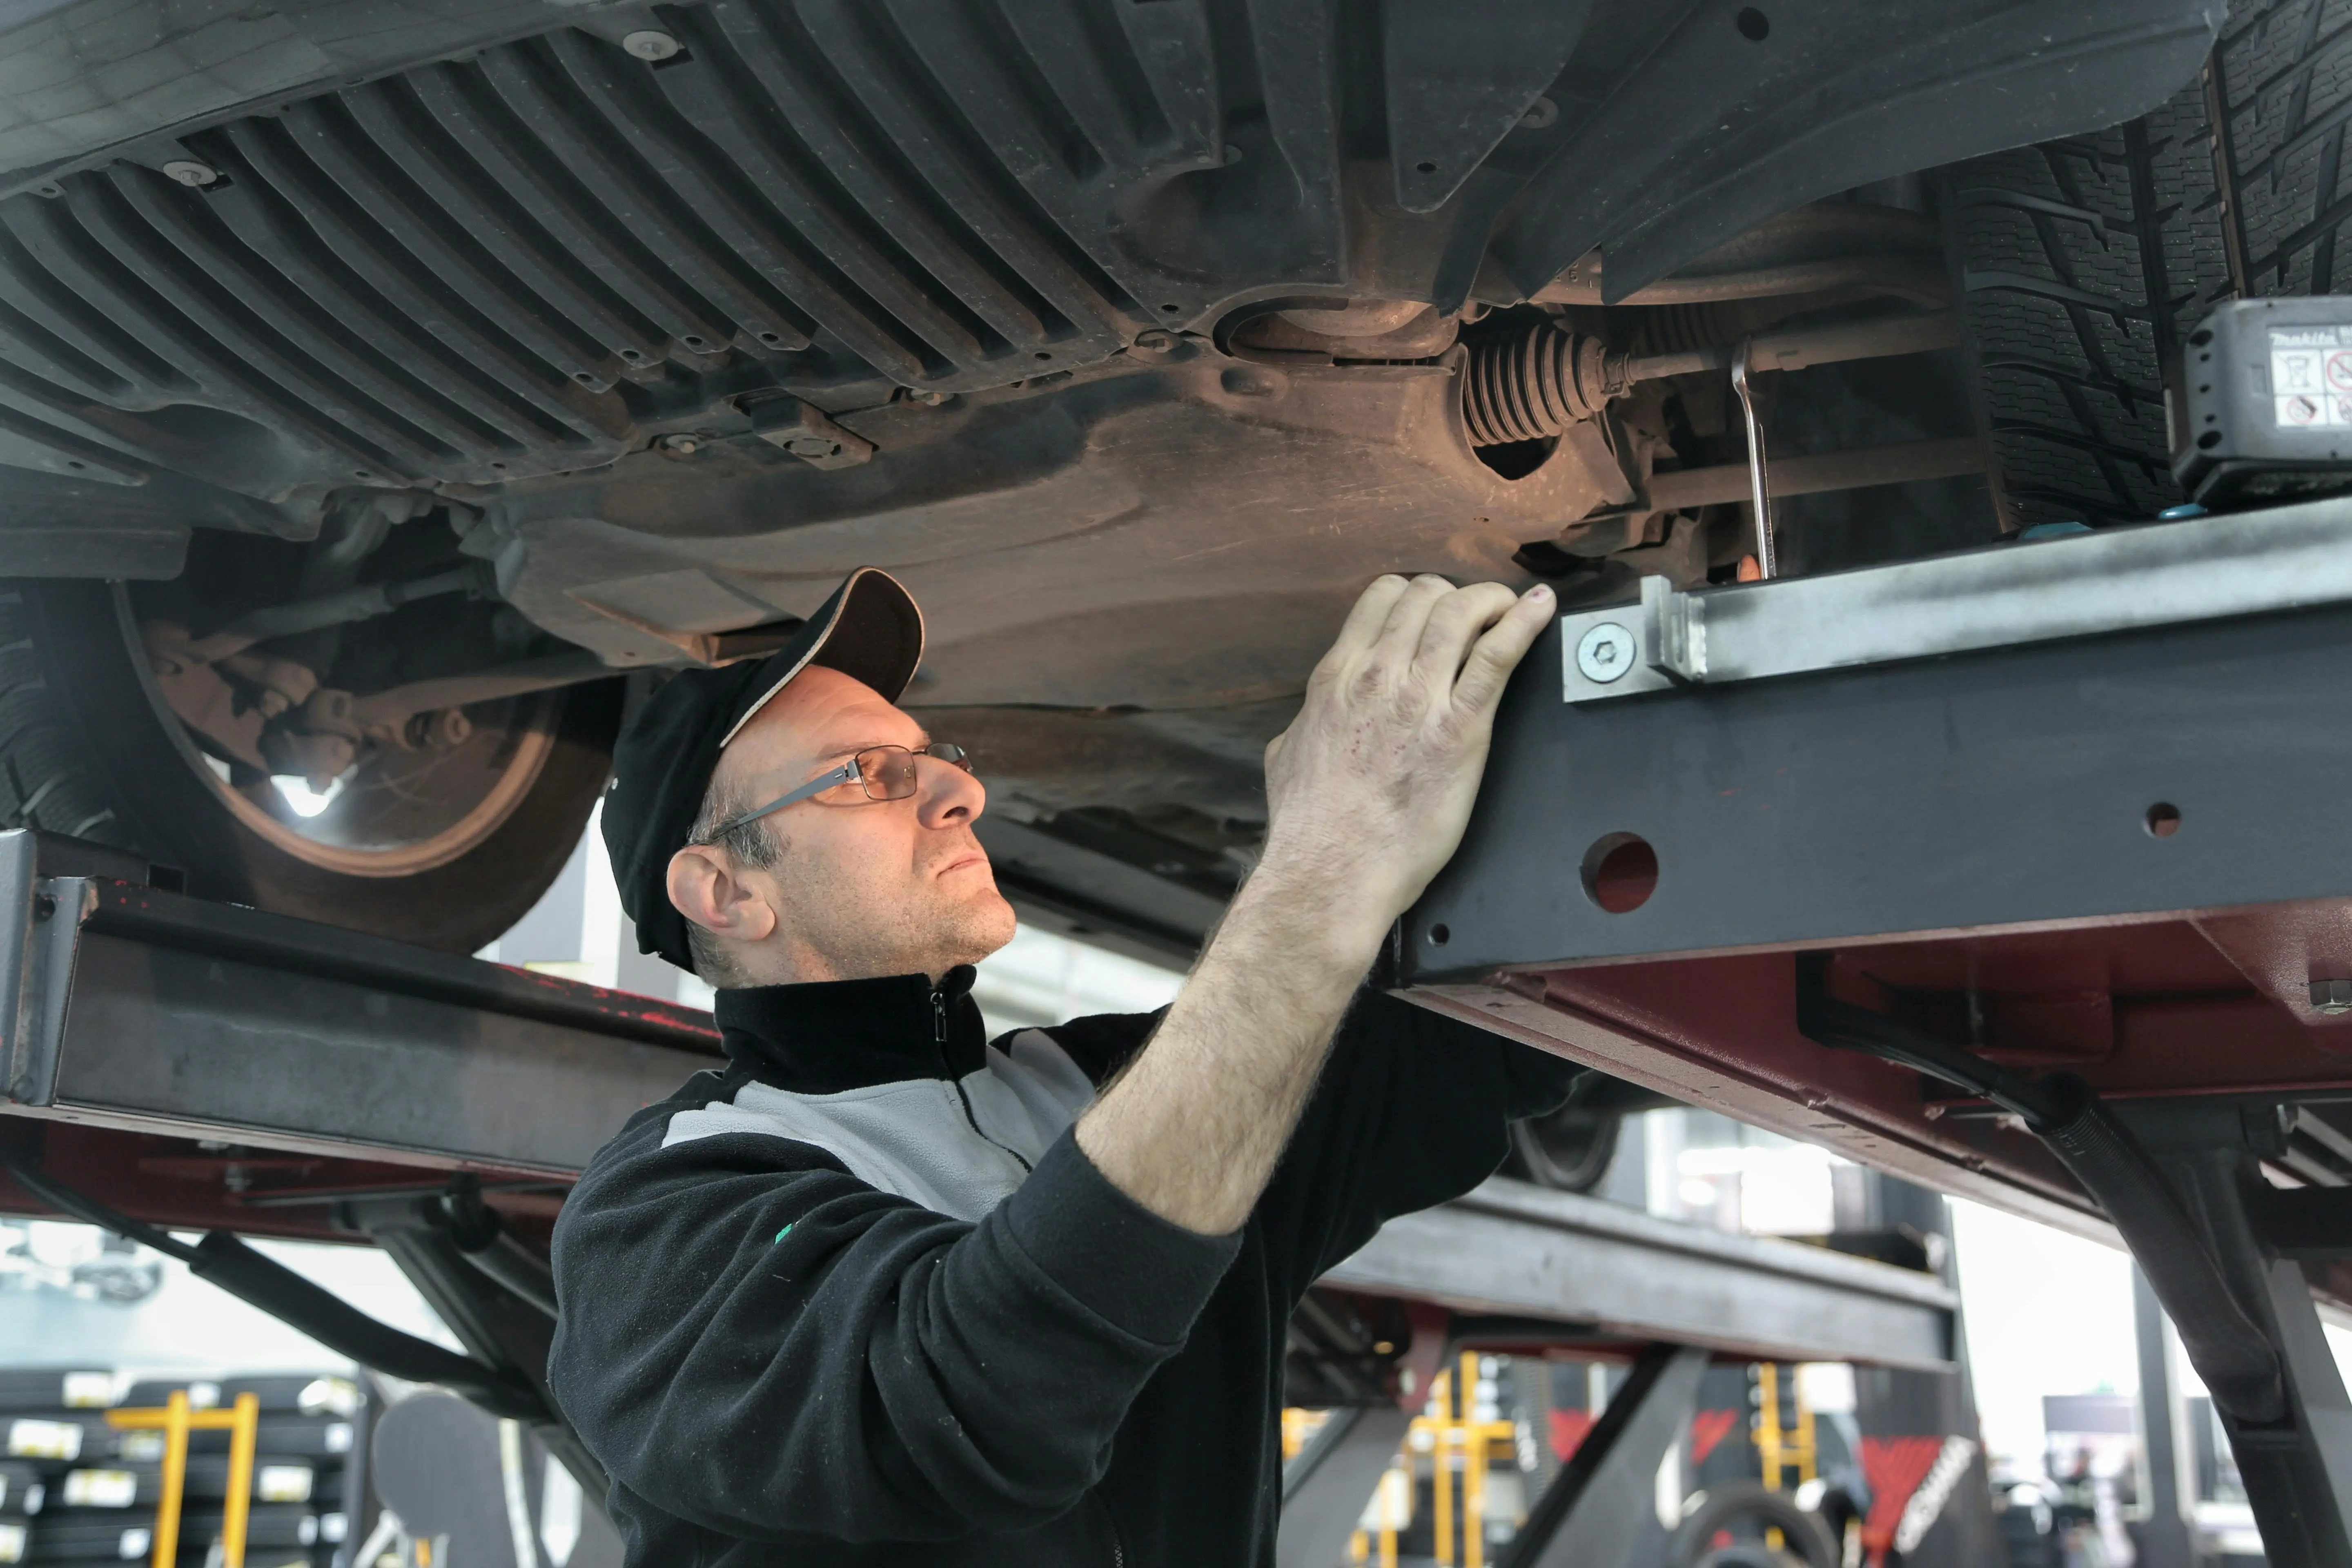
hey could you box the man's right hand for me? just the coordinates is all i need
[1255,574,1554,964]
[1074,575,1552,1235]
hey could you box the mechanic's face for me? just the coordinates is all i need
[674,665,1016,986]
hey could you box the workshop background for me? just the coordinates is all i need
[6,810,2348,1567]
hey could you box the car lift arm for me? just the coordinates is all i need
[1794,956,2287,1426]
[0,1132,539,1415]
[1405,497,2352,1567]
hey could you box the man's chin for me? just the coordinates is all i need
[928,888,1018,971]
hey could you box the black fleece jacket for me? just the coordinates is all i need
[546,965,1575,1566]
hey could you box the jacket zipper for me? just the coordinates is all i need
[933,987,1033,1174]
[1094,1491,1125,1568]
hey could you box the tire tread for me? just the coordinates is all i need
[0,587,140,851]
[1951,0,2352,528]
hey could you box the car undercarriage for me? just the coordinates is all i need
[0,0,2233,951]
[11,0,2352,1559]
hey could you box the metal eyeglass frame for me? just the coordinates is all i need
[699,742,969,842]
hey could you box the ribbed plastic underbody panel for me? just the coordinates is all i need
[0,0,2217,503]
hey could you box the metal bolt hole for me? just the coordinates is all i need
[1581,832,1657,914]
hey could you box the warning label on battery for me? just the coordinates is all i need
[2269,325,2352,426]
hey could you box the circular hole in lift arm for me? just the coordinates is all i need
[1580,833,1658,913]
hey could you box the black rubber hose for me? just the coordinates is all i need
[1793,958,2286,1426]
[183,1234,541,1416]
[4,1154,541,1418]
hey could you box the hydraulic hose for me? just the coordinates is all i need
[3,1152,542,1418]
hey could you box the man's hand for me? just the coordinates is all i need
[1259,575,1555,961]
[1076,576,1552,1234]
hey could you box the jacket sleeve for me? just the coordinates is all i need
[546,1116,1238,1542]
[1251,989,1581,1300]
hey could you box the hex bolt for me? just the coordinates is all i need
[162,160,220,188]
[1132,330,1177,354]
[2312,979,2352,1015]
[1575,622,1636,684]
[622,29,681,60]
[654,432,702,456]
[900,389,951,408]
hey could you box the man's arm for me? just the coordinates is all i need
[1076,574,1553,1234]
[548,1107,1240,1541]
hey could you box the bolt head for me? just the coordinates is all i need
[786,435,839,457]
[655,433,702,455]
[2314,979,2352,1014]
[622,29,681,60]
[1575,621,1636,684]
[1133,330,1176,354]
[162,160,219,188]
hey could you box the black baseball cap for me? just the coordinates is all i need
[601,567,925,974]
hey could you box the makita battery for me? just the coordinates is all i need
[2173,296,2352,505]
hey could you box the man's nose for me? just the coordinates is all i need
[915,753,984,827]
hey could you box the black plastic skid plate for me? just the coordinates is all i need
[1404,600,2352,981]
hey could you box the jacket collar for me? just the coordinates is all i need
[713,965,987,1094]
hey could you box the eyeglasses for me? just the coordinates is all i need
[700,742,971,842]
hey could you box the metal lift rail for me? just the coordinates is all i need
[0,828,1966,1566]
[1401,498,2352,1568]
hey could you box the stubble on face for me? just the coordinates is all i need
[756,822,1012,980]
[715,669,1017,983]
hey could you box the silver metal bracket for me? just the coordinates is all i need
[0,836,91,1108]
[1559,499,2352,703]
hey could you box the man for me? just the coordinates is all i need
[548,564,1573,1565]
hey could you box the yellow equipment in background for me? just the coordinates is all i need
[105,1390,263,1568]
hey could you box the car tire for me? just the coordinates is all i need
[1503,1075,1625,1194]
[0,577,621,953]
[1667,1481,1840,1568]
[1942,4,2352,530]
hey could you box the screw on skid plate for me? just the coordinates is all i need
[622,30,681,60]
[654,433,702,456]
[162,160,220,187]
[2312,979,2352,1015]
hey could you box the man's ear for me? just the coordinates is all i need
[667,844,780,946]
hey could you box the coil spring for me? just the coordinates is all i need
[1461,320,1629,446]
